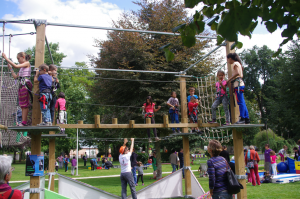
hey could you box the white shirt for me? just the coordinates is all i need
[232,61,245,87]
[119,152,131,173]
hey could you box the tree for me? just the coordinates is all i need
[162,0,300,60]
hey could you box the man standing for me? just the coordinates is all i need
[170,149,177,173]
[130,148,138,185]
[178,148,184,178]
[83,152,87,166]
[71,156,77,175]
[264,144,272,173]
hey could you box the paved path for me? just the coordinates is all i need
[10,170,199,183]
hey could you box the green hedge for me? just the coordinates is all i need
[136,152,148,164]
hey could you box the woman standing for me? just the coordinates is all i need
[119,138,137,199]
[207,140,232,199]
[245,145,260,186]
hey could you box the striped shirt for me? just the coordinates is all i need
[207,156,228,192]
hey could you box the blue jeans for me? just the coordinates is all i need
[180,161,184,178]
[234,86,249,119]
[49,96,57,123]
[212,190,232,199]
[171,163,177,173]
[131,166,137,184]
[169,109,180,131]
[39,93,52,123]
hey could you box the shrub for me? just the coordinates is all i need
[136,152,148,164]
[161,151,172,163]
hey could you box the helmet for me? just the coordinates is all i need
[119,146,125,154]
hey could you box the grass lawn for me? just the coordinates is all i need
[10,158,299,199]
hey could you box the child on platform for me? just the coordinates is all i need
[34,64,53,126]
[142,96,161,142]
[278,145,288,162]
[3,52,32,126]
[55,92,67,133]
[136,162,144,186]
[188,97,201,133]
[270,150,277,176]
[226,53,250,124]
[49,64,60,123]
[166,91,181,134]
[208,70,230,125]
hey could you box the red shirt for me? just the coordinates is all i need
[143,103,155,113]
[0,189,22,199]
[188,102,198,115]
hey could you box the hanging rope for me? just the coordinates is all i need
[0,22,5,114]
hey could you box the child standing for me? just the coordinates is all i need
[71,156,77,176]
[49,64,60,123]
[3,52,32,126]
[55,92,67,133]
[208,70,230,125]
[188,96,200,133]
[55,160,59,172]
[166,91,181,134]
[142,96,161,142]
[136,162,144,186]
[270,150,277,176]
[226,53,250,124]
[34,64,53,126]
[278,145,288,162]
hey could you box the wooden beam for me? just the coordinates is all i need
[94,115,100,128]
[180,75,192,196]
[226,42,247,199]
[30,22,46,199]
[197,119,202,128]
[163,115,169,128]
[48,131,55,191]
[129,120,135,128]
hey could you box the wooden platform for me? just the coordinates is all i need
[8,126,61,133]
[41,134,67,138]
[212,124,264,130]
[169,132,197,136]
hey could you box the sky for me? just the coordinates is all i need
[0,0,294,66]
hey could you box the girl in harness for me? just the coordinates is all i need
[208,70,230,125]
[2,52,32,126]
[55,92,67,134]
[142,96,161,142]
[226,53,250,124]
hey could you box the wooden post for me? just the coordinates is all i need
[179,75,192,196]
[146,118,151,124]
[226,42,247,199]
[30,22,46,199]
[112,118,118,124]
[197,119,202,128]
[163,115,169,128]
[129,120,135,128]
[48,131,55,191]
[94,115,100,128]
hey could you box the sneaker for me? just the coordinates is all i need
[47,122,52,126]
[208,119,217,123]
[177,130,182,134]
[245,118,250,124]
[142,183,144,186]
[196,130,204,135]
[235,118,245,124]
[172,130,177,134]
[148,138,152,143]
[37,122,47,126]
[155,137,161,142]
[222,121,231,126]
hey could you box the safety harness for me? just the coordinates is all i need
[19,76,33,103]
[216,79,227,98]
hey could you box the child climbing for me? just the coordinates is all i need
[34,64,53,126]
[278,145,288,162]
[49,64,60,123]
[136,162,144,186]
[166,91,181,134]
[226,53,250,124]
[270,150,277,176]
[142,96,161,142]
[2,52,32,126]
[188,96,200,133]
[208,70,230,125]
[55,92,67,134]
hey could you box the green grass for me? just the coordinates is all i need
[10,158,300,199]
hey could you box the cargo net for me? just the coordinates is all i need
[196,75,232,143]
[0,72,31,148]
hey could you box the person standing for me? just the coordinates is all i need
[64,155,69,172]
[264,144,272,173]
[229,156,235,174]
[71,157,77,176]
[219,145,230,163]
[119,138,137,199]
[83,153,87,167]
[130,149,138,185]
[178,148,184,178]
[170,149,177,173]
[245,145,260,186]
[270,151,278,176]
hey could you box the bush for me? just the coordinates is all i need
[161,152,172,163]
[136,152,148,164]
[194,151,200,154]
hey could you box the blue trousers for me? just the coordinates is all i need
[171,163,177,173]
[234,86,249,119]
[131,166,137,184]
[180,161,184,178]
[212,190,232,199]
[39,93,52,123]
[49,96,57,123]
[169,109,180,131]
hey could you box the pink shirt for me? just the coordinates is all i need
[216,80,227,96]
[19,65,31,77]
[143,103,155,113]
[55,98,66,111]
[270,155,277,164]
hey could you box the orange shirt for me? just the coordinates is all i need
[244,149,260,164]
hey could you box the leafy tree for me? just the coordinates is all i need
[162,0,300,60]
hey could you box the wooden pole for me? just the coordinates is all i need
[94,115,100,128]
[226,42,247,199]
[30,23,46,199]
[163,115,169,128]
[48,131,55,191]
[112,118,118,124]
[179,75,191,196]
[129,120,135,128]
[77,120,83,176]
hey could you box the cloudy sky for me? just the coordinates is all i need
[0,0,292,66]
